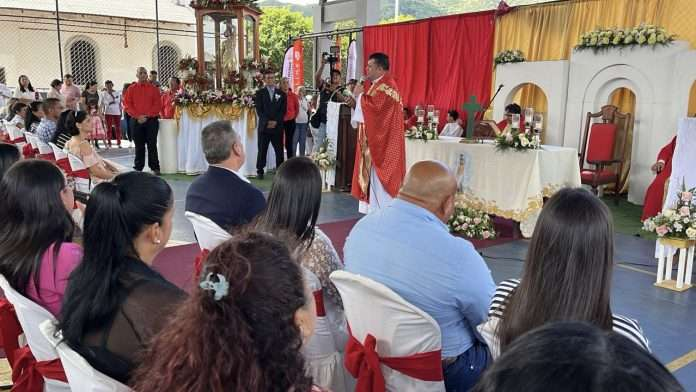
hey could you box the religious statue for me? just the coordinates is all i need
[220,19,238,74]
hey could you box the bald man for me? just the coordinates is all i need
[344,160,495,391]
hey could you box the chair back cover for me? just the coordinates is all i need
[49,143,67,160]
[36,139,53,155]
[40,320,133,392]
[330,270,445,391]
[184,211,231,251]
[24,132,39,150]
[303,269,348,392]
[586,123,617,163]
[0,274,71,392]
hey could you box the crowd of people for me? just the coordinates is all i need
[0,63,686,392]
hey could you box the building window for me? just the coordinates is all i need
[0,67,5,85]
[154,44,180,84]
[69,40,97,86]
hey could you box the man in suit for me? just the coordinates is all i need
[255,70,286,179]
[185,121,266,231]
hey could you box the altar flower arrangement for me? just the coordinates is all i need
[448,204,497,240]
[494,49,525,65]
[576,24,675,51]
[190,0,259,10]
[175,89,255,108]
[178,56,198,72]
[406,125,438,142]
[643,182,696,240]
[494,130,538,151]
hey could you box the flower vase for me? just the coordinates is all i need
[655,237,696,292]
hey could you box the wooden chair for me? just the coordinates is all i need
[579,105,632,201]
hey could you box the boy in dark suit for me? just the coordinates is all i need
[186,121,266,231]
[255,71,287,179]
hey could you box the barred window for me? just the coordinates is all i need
[69,40,97,86]
[0,67,5,85]
[155,44,180,84]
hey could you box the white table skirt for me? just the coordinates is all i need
[177,109,275,176]
[406,138,581,237]
[323,102,342,188]
[158,119,178,174]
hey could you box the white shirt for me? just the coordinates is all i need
[209,164,250,183]
[14,88,35,101]
[297,96,309,124]
[100,90,122,116]
[440,122,464,137]
[0,84,11,112]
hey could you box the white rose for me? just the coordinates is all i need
[519,135,529,147]
[674,223,684,232]
[426,132,434,140]
[686,227,696,239]
[505,134,514,143]
[664,209,675,218]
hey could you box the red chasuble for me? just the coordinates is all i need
[351,74,406,203]
[642,136,677,221]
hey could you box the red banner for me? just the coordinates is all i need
[292,40,304,91]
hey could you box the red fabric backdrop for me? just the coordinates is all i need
[363,11,495,126]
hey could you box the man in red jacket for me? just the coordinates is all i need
[642,136,677,221]
[280,78,299,159]
[123,67,163,175]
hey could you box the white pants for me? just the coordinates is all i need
[359,167,393,214]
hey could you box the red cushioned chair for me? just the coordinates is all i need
[579,105,631,202]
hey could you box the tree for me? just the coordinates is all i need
[259,6,312,70]
[379,14,417,24]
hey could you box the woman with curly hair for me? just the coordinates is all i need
[131,231,324,392]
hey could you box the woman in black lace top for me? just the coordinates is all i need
[59,171,185,384]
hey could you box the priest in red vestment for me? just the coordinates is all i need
[642,136,677,221]
[351,52,406,213]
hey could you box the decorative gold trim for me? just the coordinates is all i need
[175,105,256,137]
[658,238,696,249]
[455,192,543,222]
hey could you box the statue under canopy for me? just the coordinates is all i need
[220,19,238,74]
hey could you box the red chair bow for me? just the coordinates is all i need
[12,347,68,392]
[344,325,443,392]
[193,248,210,281]
[37,153,55,162]
[54,158,72,175]
[71,168,90,180]
[22,144,35,159]
[9,136,25,144]
[0,300,68,391]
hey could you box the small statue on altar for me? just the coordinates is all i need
[221,19,238,74]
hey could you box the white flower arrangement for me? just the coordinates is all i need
[576,24,675,51]
[494,49,525,65]
[643,182,696,240]
[405,125,438,142]
[494,130,538,152]
[311,139,336,170]
[448,203,497,240]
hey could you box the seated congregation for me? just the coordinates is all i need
[0,121,683,392]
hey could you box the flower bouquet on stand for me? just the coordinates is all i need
[448,203,497,240]
[406,125,438,142]
[311,139,336,191]
[494,130,539,151]
[643,183,696,241]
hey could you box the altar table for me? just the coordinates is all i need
[177,106,275,176]
[405,137,581,237]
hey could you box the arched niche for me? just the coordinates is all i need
[509,82,548,115]
[688,81,696,117]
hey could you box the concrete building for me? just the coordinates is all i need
[0,0,197,91]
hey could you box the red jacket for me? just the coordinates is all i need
[284,90,299,122]
[123,81,162,118]
[160,89,180,119]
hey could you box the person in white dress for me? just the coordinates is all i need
[13,75,37,103]
[440,109,464,137]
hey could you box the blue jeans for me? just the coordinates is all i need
[293,122,308,156]
[443,341,491,392]
[314,122,327,152]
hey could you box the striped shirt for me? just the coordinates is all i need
[488,279,650,352]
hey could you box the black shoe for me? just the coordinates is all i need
[153,170,162,176]
[133,167,143,172]
[257,172,264,180]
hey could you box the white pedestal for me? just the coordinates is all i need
[158,119,178,174]
[655,238,695,292]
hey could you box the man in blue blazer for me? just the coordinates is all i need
[186,121,266,231]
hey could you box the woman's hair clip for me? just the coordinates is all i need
[199,272,229,301]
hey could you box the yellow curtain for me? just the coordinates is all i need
[494,0,696,112]
[608,88,636,193]
[688,82,696,116]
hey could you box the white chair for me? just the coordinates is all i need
[67,152,92,193]
[6,123,26,148]
[36,138,55,160]
[0,275,71,392]
[50,142,71,174]
[330,271,446,391]
[184,211,231,251]
[40,320,132,392]
[303,269,349,392]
